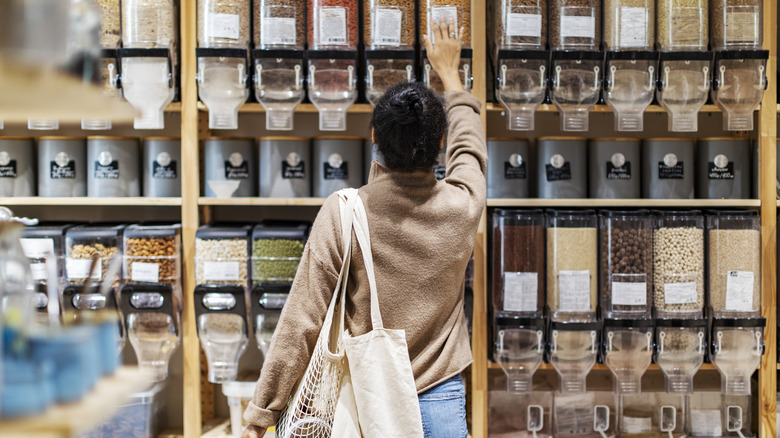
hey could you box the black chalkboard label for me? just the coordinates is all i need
[282,161,305,179]
[545,162,572,181]
[504,161,527,179]
[153,161,178,179]
[0,161,18,178]
[225,161,249,179]
[50,161,76,179]
[708,162,735,180]
[658,162,684,179]
[607,162,631,180]
[324,162,348,180]
[94,160,119,179]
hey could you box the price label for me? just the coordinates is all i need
[203,261,240,281]
[612,281,647,306]
[67,258,101,279]
[132,262,160,283]
[725,271,754,311]
[664,281,697,304]
[503,272,538,312]
[20,238,55,259]
[558,270,591,312]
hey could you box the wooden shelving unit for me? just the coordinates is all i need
[0,197,182,206]
[198,197,325,207]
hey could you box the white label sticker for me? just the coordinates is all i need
[503,272,538,312]
[262,17,297,46]
[319,7,348,45]
[622,416,653,434]
[507,13,542,38]
[67,258,101,279]
[430,6,458,43]
[558,270,591,312]
[30,263,48,281]
[612,281,647,306]
[373,8,403,46]
[664,281,698,304]
[207,13,241,40]
[203,261,240,281]
[20,238,55,259]
[132,262,160,283]
[725,271,755,311]
[560,15,595,39]
[691,410,722,437]
[726,10,759,43]
[619,7,648,48]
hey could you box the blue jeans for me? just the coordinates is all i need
[418,375,468,438]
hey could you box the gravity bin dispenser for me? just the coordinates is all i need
[602,319,654,395]
[710,318,765,397]
[366,51,415,106]
[423,49,473,95]
[655,319,707,395]
[118,48,176,130]
[364,1,416,106]
[307,50,358,131]
[550,51,603,132]
[711,50,768,131]
[656,52,713,132]
[603,51,657,132]
[253,50,305,131]
[251,284,290,358]
[120,283,180,382]
[81,49,122,130]
[196,48,249,130]
[548,321,599,394]
[194,285,249,383]
[494,317,545,393]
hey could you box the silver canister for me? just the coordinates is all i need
[696,138,750,199]
[487,138,530,199]
[87,136,141,197]
[203,138,257,198]
[536,137,588,199]
[642,138,695,199]
[37,137,86,197]
[363,139,383,184]
[312,137,364,198]
[259,137,311,198]
[588,138,641,199]
[0,137,35,196]
[143,137,181,197]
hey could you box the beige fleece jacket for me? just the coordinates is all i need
[244,90,487,428]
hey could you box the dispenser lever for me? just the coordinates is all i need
[697,331,704,354]
[592,66,601,91]
[406,65,413,82]
[646,65,656,92]
[590,331,597,353]
[367,65,375,89]
[658,331,666,354]
[463,63,471,89]
[528,404,544,437]
[309,65,316,88]
[255,64,263,88]
[759,64,767,90]
[726,405,746,438]
[347,65,355,90]
[593,405,610,438]
[294,64,302,91]
[536,330,544,353]
[539,65,546,89]
[608,65,616,92]
[554,65,562,91]
[500,64,507,91]
[660,405,676,438]
[425,64,432,88]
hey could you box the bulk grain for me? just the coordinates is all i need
[604,0,655,50]
[547,227,598,319]
[711,0,763,50]
[253,0,305,48]
[122,0,176,48]
[364,0,416,48]
[496,0,547,48]
[550,0,602,50]
[252,239,304,284]
[708,229,760,315]
[95,0,121,48]
[195,238,248,285]
[653,227,704,317]
[420,0,472,48]
[308,0,359,48]
[198,0,251,48]
[657,0,708,51]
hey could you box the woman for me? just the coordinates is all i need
[242,17,486,438]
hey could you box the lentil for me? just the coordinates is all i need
[198,0,251,48]
[657,0,708,51]
[420,0,472,48]
[308,0,359,49]
[251,238,304,284]
[195,238,248,285]
[363,0,416,48]
[125,237,179,286]
[253,0,305,48]
[68,243,119,284]
[604,0,655,50]
[711,0,763,50]
[653,227,704,316]
[121,0,176,49]
[600,220,652,317]
[95,0,121,49]
[492,225,545,315]
[708,229,761,316]
[546,227,598,318]
[549,0,602,50]
[496,0,547,49]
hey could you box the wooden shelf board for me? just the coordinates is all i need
[486,103,725,113]
[201,419,233,438]
[487,362,718,372]
[198,102,373,114]
[165,102,182,112]
[0,197,182,206]
[198,197,325,206]
[487,199,761,208]
[0,366,151,437]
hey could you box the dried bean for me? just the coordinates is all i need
[195,238,248,285]
[363,0,416,48]
[550,0,602,50]
[253,0,305,48]
[711,0,762,50]
[708,229,761,316]
[657,0,708,51]
[600,222,652,317]
[420,0,472,48]
[308,0,359,48]
[252,238,304,284]
[495,0,547,48]
[125,237,179,286]
[653,227,704,316]
[95,0,121,48]
[547,227,598,319]
[198,0,251,48]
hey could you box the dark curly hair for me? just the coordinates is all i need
[370,82,447,171]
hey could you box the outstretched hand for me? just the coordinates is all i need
[241,425,266,438]
[422,16,465,92]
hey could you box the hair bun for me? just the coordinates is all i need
[390,88,424,126]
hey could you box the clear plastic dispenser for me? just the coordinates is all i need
[120,0,177,130]
[602,319,654,394]
[21,223,74,291]
[723,395,754,438]
[493,0,547,131]
[251,222,309,286]
[553,392,614,438]
[710,318,765,396]
[549,321,600,393]
[364,1,416,106]
[251,284,289,357]
[655,319,706,395]
[61,284,124,366]
[194,285,249,383]
[65,224,126,287]
[421,1,473,97]
[120,283,180,382]
[82,52,121,131]
[494,317,545,393]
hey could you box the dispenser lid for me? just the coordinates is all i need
[712,317,766,328]
[497,49,549,60]
[703,210,757,218]
[606,51,658,61]
[124,223,182,239]
[655,318,707,328]
[495,316,545,329]
[550,321,601,332]
[22,222,76,238]
[253,48,305,60]
[196,224,252,240]
[365,49,414,60]
[552,51,603,62]
[659,51,713,62]
[548,209,597,217]
[118,48,171,59]
[715,50,769,61]
[62,284,118,312]
[603,318,655,329]
[654,210,702,218]
[252,221,310,241]
[66,223,127,240]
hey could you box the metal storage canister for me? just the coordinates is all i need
[642,138,695,199]
[588,138,641,199]
[696,137,750,199]
[0,137,35,197]
[87,136,141,197]
[536,137,588,199]
[37,137,87,197]
[312,136,364,198]
[143,137,181,198]
[203,138,257,198]
[258,137,311,198]
[363,139,382,185]
[487,138,530,199]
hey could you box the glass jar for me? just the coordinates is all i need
[603,0,655,51]
[550,0,602,51]
[496,0,547,50]
[254,0,305,49]
[711,0,762,50]
[600,210,653,320]
[420,0,471,49]
[195,224,252,287]
[492,209,545,319]
[251,222,309,286]
[652,210,704,319]
[122,0,176,49]
[308,0,359,49]
[657,0,708,51]
[198,0,251,49]
[546,210,598,323]
[706,210,761,318]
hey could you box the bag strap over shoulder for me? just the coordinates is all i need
[351,193,384,330]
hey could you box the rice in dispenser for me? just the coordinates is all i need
[37,137,87,197]
[87,136,141,197]
[642,138,695,199]
[197,0,250,130]
[420,0,473,96]
[711,1,767,131]
[599,210,653,320]
[655,318,707,395]
[602,319,654,394]
[82,0,121,131]
[143,137,181,197]
[549,0,603,132]
[546,209,598,323]
[493,0,548,131]
[696,138,750,199]
[258,137,312,198]
[203,137,257,198]
[251,221,308,286]
[0,137,35,197]
[537,137,588,199]
[706,210,761,319]
[652,210,705,320]
[549,321,600,394]
[251,283,289,357]
[364,0,416,105]
[603,0,657,132]
[307,0,359,131]
[120,283,180,381]
[119,0,177,130]
[312,136,363,198]
[253,0,306,130]
[710,318,764,396]
[589,138,641,199]
[487,138,530,198]
[656,0,711,132]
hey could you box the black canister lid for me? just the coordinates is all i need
[196,224,252,240]
[124,224,181,239]
[252,221,310,241]
[654,210,702,217]
[494,209,544,217]
[601,209,651,218]
[548,209,597,217]
[704,210,757,218]
[66,224,127,240]
[22,223,76,238]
